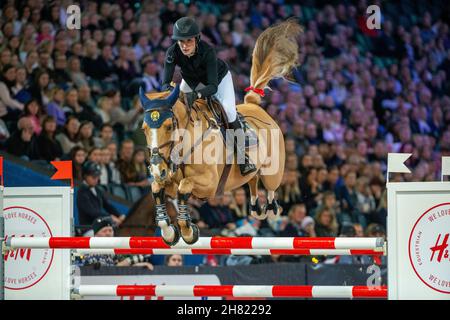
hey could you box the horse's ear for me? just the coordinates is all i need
[139,86,151,111]
[165,84,180,107]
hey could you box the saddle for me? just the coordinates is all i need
[178,93,258,197]
[179,93,258,148]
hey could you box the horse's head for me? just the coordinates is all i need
[139,85,180,184]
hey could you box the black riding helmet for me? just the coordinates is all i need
[172,17,200,41]
[82,160,101,177]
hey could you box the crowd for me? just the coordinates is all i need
[1,0,449,266]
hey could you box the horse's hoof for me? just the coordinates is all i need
[250,198,267,220]
[161,224,180,247]
[180,223,200,245]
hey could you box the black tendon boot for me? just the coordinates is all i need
[229,118,257,176]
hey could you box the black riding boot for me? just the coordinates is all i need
[229,118,257,176]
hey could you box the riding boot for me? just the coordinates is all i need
[229,118,257,176]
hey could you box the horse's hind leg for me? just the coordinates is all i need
[249,175,267,220]
[260,175,283,219]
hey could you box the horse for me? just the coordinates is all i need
[139,20,303,245]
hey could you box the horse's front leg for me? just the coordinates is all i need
[177,177,200,245]
[152,182,180,246]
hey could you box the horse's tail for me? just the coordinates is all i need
[244,19,303,105]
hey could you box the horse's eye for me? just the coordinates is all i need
[166,125,173,131]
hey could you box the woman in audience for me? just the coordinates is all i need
[33,115,63,162]
[56,115,81,154]
[0,64,24,123]
[70,145,87,183]
[46,87,66,127]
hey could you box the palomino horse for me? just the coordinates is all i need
[139,20,302,245]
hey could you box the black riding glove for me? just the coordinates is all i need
[161,83,174,92]
[185,91,198,107]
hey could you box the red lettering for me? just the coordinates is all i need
[430,233,449,263]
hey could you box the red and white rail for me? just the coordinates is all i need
[74,248,384,256]
[6,236,384,250]
[74,285,387,298]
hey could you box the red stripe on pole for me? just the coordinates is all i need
[194,285,234,297]
[49,237,90,248]
[270,249,311,255]
[293,237,336,249]
[272,285,313,297]
[349,250,383,256]
[116,285,156,296]
[352,286,387,298]
[192,249,232,255]
[129,237,170,249]
[114,249,155,255]
[210,237,253,249]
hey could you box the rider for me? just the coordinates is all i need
[161,17,257,176]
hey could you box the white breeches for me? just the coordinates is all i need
[180,71,237,122]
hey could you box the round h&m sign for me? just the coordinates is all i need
[409,203,450,294]
[3,206,54,290]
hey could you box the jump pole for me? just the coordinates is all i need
[73,285,388,299]
[6,236,385,250]
[73,248,385,256]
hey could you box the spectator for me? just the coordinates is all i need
[56,115,81,154]
[77,160,126,226]
[94,123,115,148]
[280,204,307,237]
[4,116,35,159]
[130,147,150,188]
[76,120,95,152]
[229,187,249,222]
[87,147,102,164]
[314,206,339,237]
[52,54,71,87]
[67,56,88,87]
[116,139,136,184]
[95,96,113,124]
[301,216,317,237]
[28,68,51,107]
[165,254,183,267]
[33,115,62,162]
[199,196,235,232]
[0,64,24,122]
[70,145,87,183]
[21,99,43,135]
[46,87,66,127]
[106,90,142,133]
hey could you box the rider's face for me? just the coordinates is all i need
[178,37,196,56]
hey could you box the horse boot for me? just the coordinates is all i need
[177,192,200,245]
[153,188,180,246]
[250,197,267,220]
[263,198,282,219]
[229,118,257,176]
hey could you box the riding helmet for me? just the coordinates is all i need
[172,17,200,40]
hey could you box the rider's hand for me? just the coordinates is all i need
[161,83,174,92]
[185,91,198,107]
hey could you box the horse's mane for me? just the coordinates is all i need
[245,19,303,105]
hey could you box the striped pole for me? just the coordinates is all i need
[74,248,385,256]
[6,237,384,250]
[74,285,388,298]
